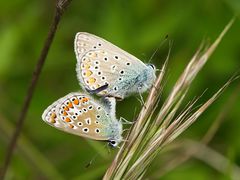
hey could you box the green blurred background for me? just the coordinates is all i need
[0,0,240,179]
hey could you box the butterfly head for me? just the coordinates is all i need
[136,63,156,94]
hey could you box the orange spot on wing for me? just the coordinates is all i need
[82,97,89,103]
[88,77,96,85]
[69,124,74,129]
[63,111,68,116]
[51,113,57,118]
[65,117,71,122]
[81,63,91,70]
[68,102,73,108]
[85,70,92,77]
[50,119,56,123]
[64,106,69,111]
[85,64,91,69]
[73,99,79,105]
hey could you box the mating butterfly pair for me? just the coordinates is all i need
[42,33,156,147]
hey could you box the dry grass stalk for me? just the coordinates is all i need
[103,19,235,180]
[149,82,240,178]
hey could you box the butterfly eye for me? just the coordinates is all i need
[148,64,156,70]
[108,140,117,147]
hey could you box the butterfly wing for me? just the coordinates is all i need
[74,32,148,99]
[42,92,113,141]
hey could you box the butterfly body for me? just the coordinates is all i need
[42,93,122,147]
[74,32,156,99]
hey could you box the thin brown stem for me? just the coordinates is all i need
[0,1,72,179]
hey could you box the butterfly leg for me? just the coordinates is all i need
[120,117,134,125]
[137,87,146,108]
[122,128,131,133]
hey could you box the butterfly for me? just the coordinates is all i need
[74,32,156,100]
[42,92,123,147]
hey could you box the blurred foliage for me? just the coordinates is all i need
[0,0,239,179]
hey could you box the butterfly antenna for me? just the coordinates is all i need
[155,39,172,72]
[148,34,169,63]
[120,117,134,124]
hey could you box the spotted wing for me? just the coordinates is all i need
[42,92,112,141]
[74,32,147,98]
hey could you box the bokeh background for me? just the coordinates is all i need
[0,0,240,179]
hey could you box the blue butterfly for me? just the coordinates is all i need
[74,32,156,100]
